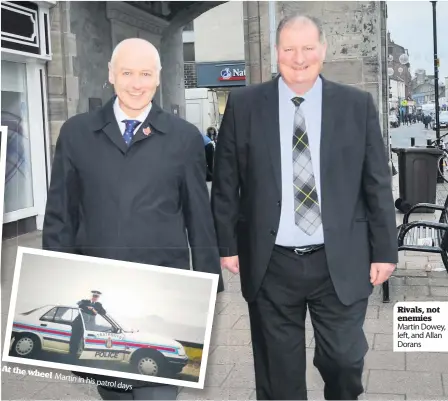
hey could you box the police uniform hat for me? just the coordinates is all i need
[91,290,102,296]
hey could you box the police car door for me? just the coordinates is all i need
[77,312,125,362]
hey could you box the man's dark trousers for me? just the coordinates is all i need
[248,245,369,400]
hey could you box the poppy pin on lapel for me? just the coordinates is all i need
[143,126,151,136]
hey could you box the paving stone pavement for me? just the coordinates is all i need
[1,175,448,400]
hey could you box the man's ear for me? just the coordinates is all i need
[320,42,328,61]
[156,68,162,87]
[108,62,115,85]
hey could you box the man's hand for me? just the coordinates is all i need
[221,256,239,274]
[370,263,396,286]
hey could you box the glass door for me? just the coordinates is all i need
[1,60,35,221]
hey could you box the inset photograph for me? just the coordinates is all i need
[2,247,219,389]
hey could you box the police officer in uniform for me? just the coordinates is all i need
[70,290,106,356]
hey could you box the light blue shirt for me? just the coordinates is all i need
[275,76,325,247]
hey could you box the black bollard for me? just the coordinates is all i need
[411,137,415,147]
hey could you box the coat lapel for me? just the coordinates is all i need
[91,97,128,154]
[261,76,282,196]
[132,102,168,144]
[319,76,338,183]
[90,97,168,153]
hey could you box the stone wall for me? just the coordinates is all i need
[71,1,114,115]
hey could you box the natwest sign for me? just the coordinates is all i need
[196,61,246,87]
[219,67,246,82]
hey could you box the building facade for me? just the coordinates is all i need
[387,33,412,99]
[1,0,54,237]
[183,2,245,120]
[411,70,446,106]
[389,77,406,111]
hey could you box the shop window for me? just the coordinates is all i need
[217,90,230,122]
[1,60,34,214]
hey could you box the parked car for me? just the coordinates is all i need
[10,304,189,377]
[433,111,448,130]
[389,113,399,128]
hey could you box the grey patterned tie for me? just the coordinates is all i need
[291,97,322,235]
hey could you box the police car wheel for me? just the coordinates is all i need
[132,351,166,376]
[11,333,40,358]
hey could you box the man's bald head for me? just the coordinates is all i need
[109,38,161,72]
[108,38,161,118]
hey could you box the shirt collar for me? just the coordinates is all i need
[113,97,152,125]
[279,75,322,104]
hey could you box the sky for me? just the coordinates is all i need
[11,252,216,338]
[386,1,448,84]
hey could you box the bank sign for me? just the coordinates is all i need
[196,62,246,87]
[219,67,246,82]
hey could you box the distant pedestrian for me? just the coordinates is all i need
[206,126,218,142]
[203,133,215,181]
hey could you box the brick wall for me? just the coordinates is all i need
[184,62,197,88]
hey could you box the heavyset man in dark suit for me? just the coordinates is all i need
[42,38,223,400]
[211,14,398,400]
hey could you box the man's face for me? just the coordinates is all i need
[108,49,160,118]
[276,20,327,89]
[92,295,99,302]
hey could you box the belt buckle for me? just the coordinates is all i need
[294,247,310,255]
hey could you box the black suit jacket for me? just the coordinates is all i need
[211,75,398,306]
[42,96,224,292]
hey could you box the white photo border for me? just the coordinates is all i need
[0,126,9,401]
[0,126,8,250]
[2,246,219,389]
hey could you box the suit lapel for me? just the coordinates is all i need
[319,77,338,183]
[261,76,282,196]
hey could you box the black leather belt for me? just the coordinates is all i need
[276,244,324,256]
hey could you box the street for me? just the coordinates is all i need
[390,120,448,149]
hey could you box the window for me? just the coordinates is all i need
[1,60,34,214]
[53,307,76,324]
[183,42,195,62]
[81,311,115,333]
[40,307,57,322]
[216,90,231,123]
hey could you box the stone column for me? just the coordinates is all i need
[160,27,186,119]
[243,1,272,84]
[47,1,79,158]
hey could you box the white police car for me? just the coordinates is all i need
[10,304,189,377]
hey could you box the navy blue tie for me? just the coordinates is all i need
[122,119,140,146]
